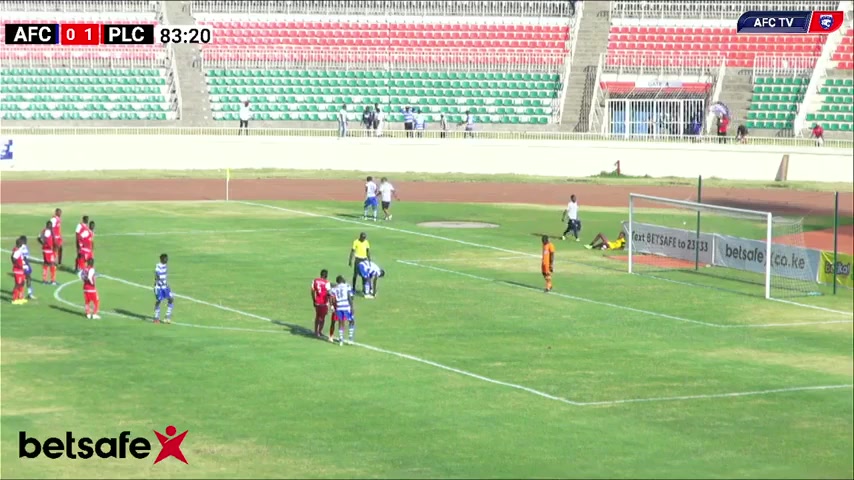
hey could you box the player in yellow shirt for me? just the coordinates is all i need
[585,231,626,251]
[348,232,371,295]
[541,235,555,292]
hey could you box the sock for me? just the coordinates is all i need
[85,303,90,315]
[27,285,33,296]
[572,224,579,239]
[93,300,99,315]
[338,326,344,341]
[43,265,48,282]
[166,303,174,319]
[348,322,355,342]
[363,208,369,218]
[546,277,553,290]
[154,305,161,319]
[330,321,336,337]
[318,318,325,334]
[51,266,57,282]
[12,286,19,301]
[372,209,377,220]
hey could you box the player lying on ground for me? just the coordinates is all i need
[38,220,58,285]
[357,260,385,299]
[329,275,356,345]
[154,253,175,324]
[585,231,627,251]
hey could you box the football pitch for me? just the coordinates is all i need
[1,198,853,479]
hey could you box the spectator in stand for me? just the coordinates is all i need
[414,109,426,137]
[401,106,415,137]
[716,114,729,143]
[690,115,702,142]
[373,103,384,137]
[811,123,824,147]
[736,124,749,143]
[440,113,449,138]
[362,106,373,134]
[338,104,349,138]
[459,110,475,138]
[238,100,251,136]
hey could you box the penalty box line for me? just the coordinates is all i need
[232,201,852,327]
[8,248,850,408]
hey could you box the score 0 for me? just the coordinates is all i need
[60,24,100,46]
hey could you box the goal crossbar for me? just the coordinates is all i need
[628,193,774,299]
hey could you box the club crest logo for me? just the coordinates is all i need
[819,14,834,30]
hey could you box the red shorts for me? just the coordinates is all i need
[55,236,63,247]
[43,252,56,264]
[80,248,93,260]
[13,271,25,285]
[84,290,99,303]
[314,304,329,319]
[331,312,338,322]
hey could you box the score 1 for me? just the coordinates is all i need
[59,24,100,46]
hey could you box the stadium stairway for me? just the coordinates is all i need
[718,70,757,134]
[560,0,611,132]
[163,1,209,126]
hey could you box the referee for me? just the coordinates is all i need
[348,232,371,295]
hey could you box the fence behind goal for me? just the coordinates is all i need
[624,193,825,300]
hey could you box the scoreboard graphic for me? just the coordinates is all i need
[4,24,212,45]
[736,10,844,34]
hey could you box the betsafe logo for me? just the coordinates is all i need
[19,425,189,464]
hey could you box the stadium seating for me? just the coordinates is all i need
[831,28,854,70]
[0,5,177,121]
[745,77,806,130]
[208,68,558,124]
[606,27,826,69]
[804,78,854,132]
[195,5,572,124]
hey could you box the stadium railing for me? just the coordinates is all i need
[752,55,820,81]
[2,126,851,148]
[602,52,724,77]
[0,0,156,13]
[168,45,182,120]
[1,48,167,67]
[703,60,728,134]
[608,0,839,20]
[201,47,564,73]
[588,53,606,133]
[189,0,574,17]
[554,0,582,124]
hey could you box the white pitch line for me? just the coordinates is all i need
[575,384,854,407]
[14,255,852,408]
[398,255,532,263]
[52,279,285,334]
[236,201,854,320]
[397,260,853,329]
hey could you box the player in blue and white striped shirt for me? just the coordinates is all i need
[357,260,385,299]
[329,275,355,346]
[18,235,35,299]
[153,253,174,324]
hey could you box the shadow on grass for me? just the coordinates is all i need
[1,288,13,302]
[336,213,375,221]
[271,320,317,339]
[49,304,84,317]
[114,308,152,322]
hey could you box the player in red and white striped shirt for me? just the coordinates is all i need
[311,269,332,338]
[38,220,58,285]
[50,208,64,267]
[10,238,27,304]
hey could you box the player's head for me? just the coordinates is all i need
[366,176,373,182]
[55,208,62,217]
[542,235,549,244]
[19,235,27,245]
[359,232,367,241]
[87,258,94,267]
[336,275,346,284]
[45,220,52,229]
[618,231,626,239]
[14,237,22,247]
[160,253,168,264]
[381,177,388,183]
[89,220,95,230]
[570,194,576,202]
[82,215,89,224]
[320,269,328,279]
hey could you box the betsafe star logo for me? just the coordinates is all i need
[154,425,189,464]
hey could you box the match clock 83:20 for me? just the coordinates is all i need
[156,25,212,44]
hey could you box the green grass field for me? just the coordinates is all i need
[2,199,852,479]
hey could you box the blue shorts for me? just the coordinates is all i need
[155,287,173,302]
[364,197,378,208]
[335,310,353,322]
[23,264,31,275]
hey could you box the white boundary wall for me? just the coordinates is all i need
[1,136,852,182]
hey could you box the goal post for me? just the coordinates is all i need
[626,193,823,300]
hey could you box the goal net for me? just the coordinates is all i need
[626,193,823,299]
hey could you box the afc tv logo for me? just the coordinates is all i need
[819,14,835,30]
[18,425,189,464]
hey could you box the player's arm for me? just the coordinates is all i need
[348,247,355,266]
[310,284,316,304]
[392,188,400,201]
[366,248,371,261]
[550,249,555,272]
[561,209,567,222]
[37,233,45,246]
